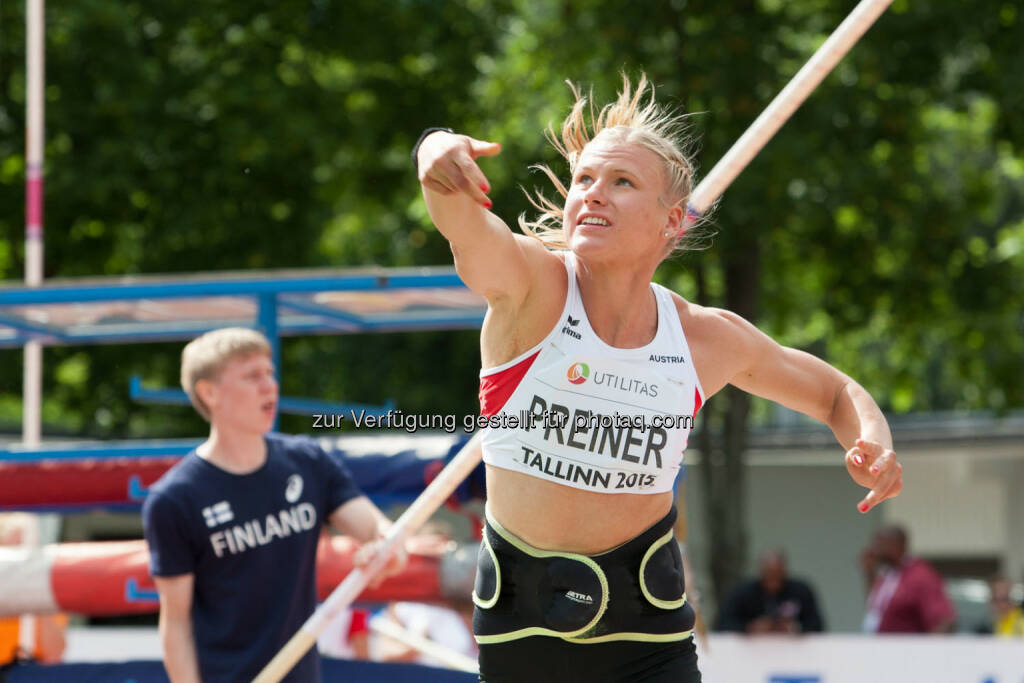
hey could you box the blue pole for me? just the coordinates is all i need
[258,292,280,430]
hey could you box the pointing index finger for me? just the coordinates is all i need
[452,156,492,208]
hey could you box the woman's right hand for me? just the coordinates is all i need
[417,131,501,209]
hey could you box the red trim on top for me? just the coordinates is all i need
[479,350,541,416]
[693,387,703,418]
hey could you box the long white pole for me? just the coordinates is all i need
[24,0,44,447]
[20,0,46,658]
[369,618,479,673]
[252,433,484,683]
[688,0,893,217]
[255,3,893,679]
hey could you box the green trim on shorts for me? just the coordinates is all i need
[481,508,610,640]
[471,531,501,610]
[639,529,688,610]
[475,629,695,645]
[561,630,694,644]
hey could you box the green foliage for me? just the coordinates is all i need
[0,0,504,437]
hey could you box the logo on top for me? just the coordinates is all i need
[202,501,234,528]
[561,314,582,340]
[567,362,590,385]
[285,474,304,503]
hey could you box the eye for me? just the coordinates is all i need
[616,177,634,187]
[576,174,593,185]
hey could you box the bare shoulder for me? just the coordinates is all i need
[501,235,567,310]
[515,233,566,278]
[668,293,761,398]
[480,237,568,367]
[669,293,756,346]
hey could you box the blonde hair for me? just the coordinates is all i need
[519,73,706,254]
[180,327,271,421]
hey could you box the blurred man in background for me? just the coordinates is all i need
[716,548,825,634]
[861,525,955,633]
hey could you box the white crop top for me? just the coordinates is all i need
[478,254,705,495]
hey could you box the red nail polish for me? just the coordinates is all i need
[870,465,879,474]
[853,454,864,466]
[484,200,493,209]
[858,503,869,513]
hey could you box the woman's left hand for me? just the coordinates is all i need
[844,438,903,514]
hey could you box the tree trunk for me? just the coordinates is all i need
[696,238,760,615]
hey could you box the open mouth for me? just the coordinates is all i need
[579,215,611,227]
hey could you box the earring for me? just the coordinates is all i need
[663,230,672,238]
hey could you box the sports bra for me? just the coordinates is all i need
[478,253,704,494]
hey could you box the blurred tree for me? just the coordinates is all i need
[0,0,511,435]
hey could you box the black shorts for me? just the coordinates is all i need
[478,634,701,683]
[473,506,700,682]
[473,506,695,643]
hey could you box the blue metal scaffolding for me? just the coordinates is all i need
[0,266,485,437]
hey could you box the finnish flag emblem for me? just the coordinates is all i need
[202,501,233,528]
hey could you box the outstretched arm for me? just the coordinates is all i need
[416,130,557,307]
[827,381,902,513]
[698,307,903,514]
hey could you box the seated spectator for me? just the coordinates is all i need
[986,576,1024,637]
[317,607,371,660]
[861,525,955,633]
[716,549,825,634]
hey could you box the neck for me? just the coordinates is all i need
[574,255,659,348]
[198,425,268,474]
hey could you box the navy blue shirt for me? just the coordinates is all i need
[143,433,362,682]
[715,577,825,634]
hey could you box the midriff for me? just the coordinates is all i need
[485,464,675,554]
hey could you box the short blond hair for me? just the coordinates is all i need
[180,328,271,421]
[520,73,707,254]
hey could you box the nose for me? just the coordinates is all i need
[583,179,607,205]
